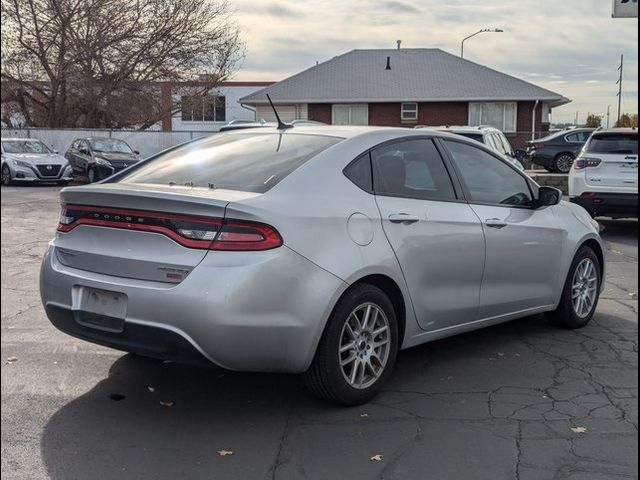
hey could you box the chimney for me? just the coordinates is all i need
[397,40,402,50]
[385,56,391,70]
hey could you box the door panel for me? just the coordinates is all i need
[443,139,565,319]
[467,204,564,318]
[376,196,485,330]
[371,138,485,331]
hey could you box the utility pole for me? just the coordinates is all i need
[575,111,579,126]
[607,105,611,128]
[617,54,624,124]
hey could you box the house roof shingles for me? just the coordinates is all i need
[240,49,570,107]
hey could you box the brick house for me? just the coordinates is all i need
[240,49,570,148]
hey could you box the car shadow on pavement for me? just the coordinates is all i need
[39,315,581,480]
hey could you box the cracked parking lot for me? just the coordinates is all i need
[1,186,637,480]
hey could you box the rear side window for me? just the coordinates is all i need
[120,133,342,193]
[587,134,638,155]
[344,153,372,192]
[371,139,456,201]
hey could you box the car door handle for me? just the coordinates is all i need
[485,219,508,229]
[389,214,420,225]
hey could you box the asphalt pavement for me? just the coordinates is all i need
[1,186,637,480]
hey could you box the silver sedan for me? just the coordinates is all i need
[40,126,604,405]
[1,138,73,186]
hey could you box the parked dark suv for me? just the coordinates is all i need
[66,137,140,183]
[526,128,594,173]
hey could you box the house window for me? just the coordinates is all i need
[181,95,226,122]
[332,104,368,125]
[469,102,517,132]
[401,103,418,122]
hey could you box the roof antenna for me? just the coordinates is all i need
[385,56,391,70]
[266,94,293,130]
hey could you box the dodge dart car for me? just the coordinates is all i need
[40,126,605,405]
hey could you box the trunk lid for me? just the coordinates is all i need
[54,183,260,283]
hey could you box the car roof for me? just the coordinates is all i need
[592,128,638,135]
[420,125,497,134]
[0,137,43,141]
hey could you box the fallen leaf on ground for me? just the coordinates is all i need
[6,357,17,364]
[147,386,155,393]
[217,450,234,457]
[370,454,384,462]
[571,427,588,434]
[360,413,369,418]
[159,400,175,407]
[498,352,505,357]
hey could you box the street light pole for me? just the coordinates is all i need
[461,28,504,58]
[616,54,624,124]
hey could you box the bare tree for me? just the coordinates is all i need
[1,0,244,129]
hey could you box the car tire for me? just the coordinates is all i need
[553,153,574,174]
[547,246,601,329]
[303,284,399,406]
[1,164,14,186]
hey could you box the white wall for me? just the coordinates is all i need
[1,128,214,159]
[171,85,267,132]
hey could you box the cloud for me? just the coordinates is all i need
[232,0,639,122]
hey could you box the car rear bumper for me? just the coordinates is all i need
[570,193,638,218]
[40,242,346,373]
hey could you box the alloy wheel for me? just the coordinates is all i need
[1,165,11,186]
[555,154,574,174]
[572,258,599,318]
[339,302,391,390]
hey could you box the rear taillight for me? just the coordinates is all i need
[573,158,602,170]
[57,205,282,251]
[532,143,545,150]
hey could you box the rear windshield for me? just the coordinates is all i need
[119,133,342,193]
[586,134,638,155]
[451,133,485,143]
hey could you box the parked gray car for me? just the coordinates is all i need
[65,137,140,183]
[1,138,73,186]
[40,126,605,405]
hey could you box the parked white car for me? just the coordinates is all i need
[416,125,526,171]
[569,128,638,218]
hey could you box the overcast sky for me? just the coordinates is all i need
[230,0,638,124]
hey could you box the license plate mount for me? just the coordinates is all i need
[74,287,127,332]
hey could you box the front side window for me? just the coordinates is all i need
[371,139,456,201]
[1,140,51,154]
[401,103,418,121]
[181,95,226,122]
[444,140,533,207]
[332,104,369,125]
[469,103,517,132]
[120,133,342,193]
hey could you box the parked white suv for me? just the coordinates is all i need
[417,125,525,171]
[569,128,638,218]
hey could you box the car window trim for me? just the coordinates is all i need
[437,137,538,210]
[367,136,465,203]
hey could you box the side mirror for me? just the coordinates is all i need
[537,186,562,207]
